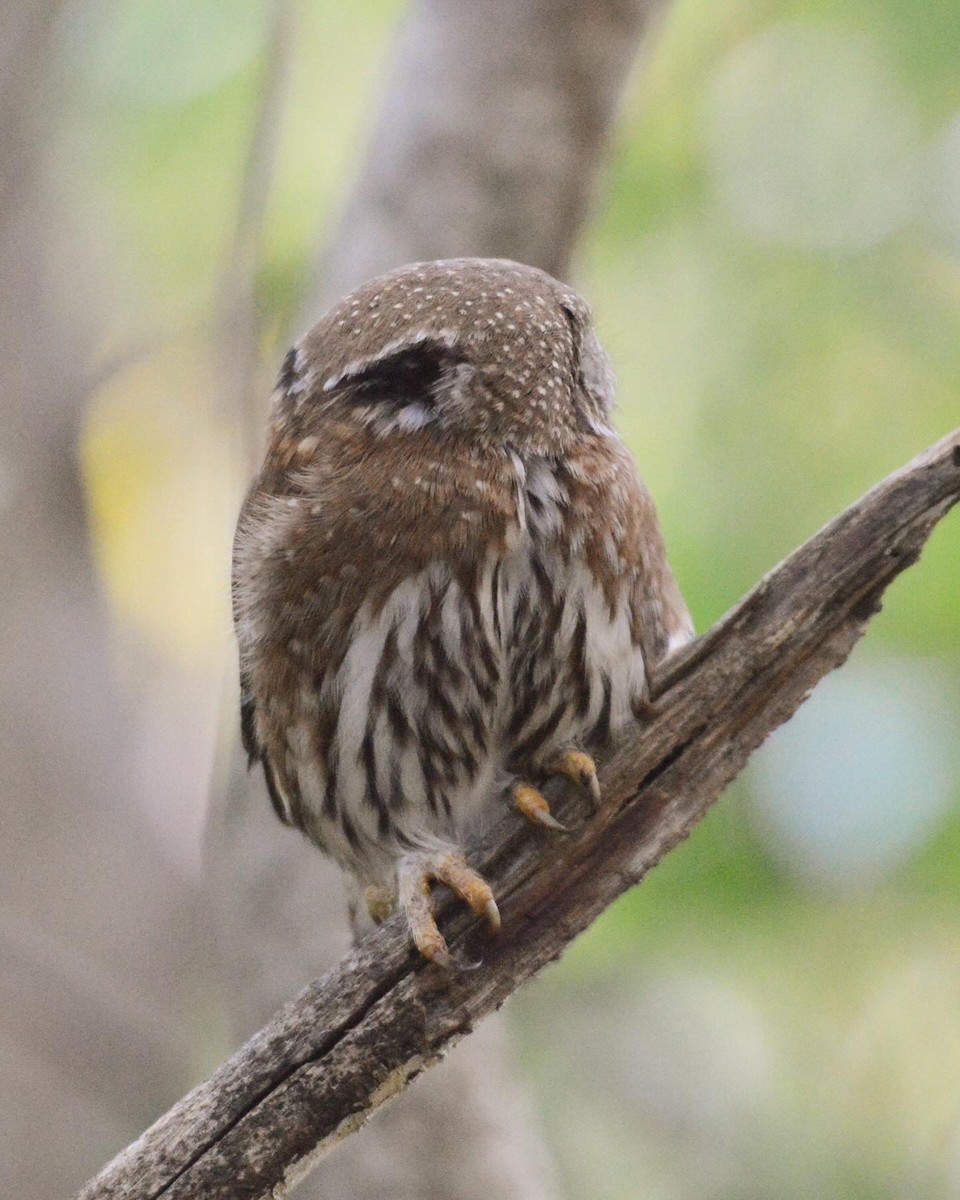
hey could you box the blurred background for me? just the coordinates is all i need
[3,0,959,1197]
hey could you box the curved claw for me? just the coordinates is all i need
[422,943,483,972]
[530,807,568,832]
[511,781,568,832]
[552,750,601,807]
[483,896,502,933]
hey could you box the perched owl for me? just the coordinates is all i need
[232,258,692,967]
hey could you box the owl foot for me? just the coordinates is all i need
[511,781,568,831]
[364,885,397,925]
[548,750,601,806]
[397,851,500,969]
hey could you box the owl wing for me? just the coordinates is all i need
[628,497,694,668]
[239,683,294,826]
[562,432,693,679]
[232,541,295,826]
[231,388,520,849]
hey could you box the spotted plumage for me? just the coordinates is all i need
[232,257,692,965]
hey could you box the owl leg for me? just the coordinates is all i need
[397,850,500,969]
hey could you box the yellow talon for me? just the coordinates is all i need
[511,781,567,831]
[551,750,601,806]
[364,885,396,924]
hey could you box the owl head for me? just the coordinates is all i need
[273,258,615,457]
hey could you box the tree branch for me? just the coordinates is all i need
[80,428,960,1200]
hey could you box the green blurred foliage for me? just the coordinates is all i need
[59,0,960,1194]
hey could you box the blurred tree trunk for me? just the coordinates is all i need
[206,0,670,1196]
[0,3,211,1196]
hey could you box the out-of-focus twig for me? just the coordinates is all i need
[84,430,960,1200]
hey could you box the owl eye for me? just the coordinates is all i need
[325,339,465,415]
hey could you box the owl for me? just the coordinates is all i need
[232,258,693,967]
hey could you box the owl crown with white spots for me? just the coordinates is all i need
[232,257,692,965]
[272,258,615,456]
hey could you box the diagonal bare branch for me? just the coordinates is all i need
[79,428,960,1200]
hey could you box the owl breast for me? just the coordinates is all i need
[498,454,648,776]
[248,444,653,891]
